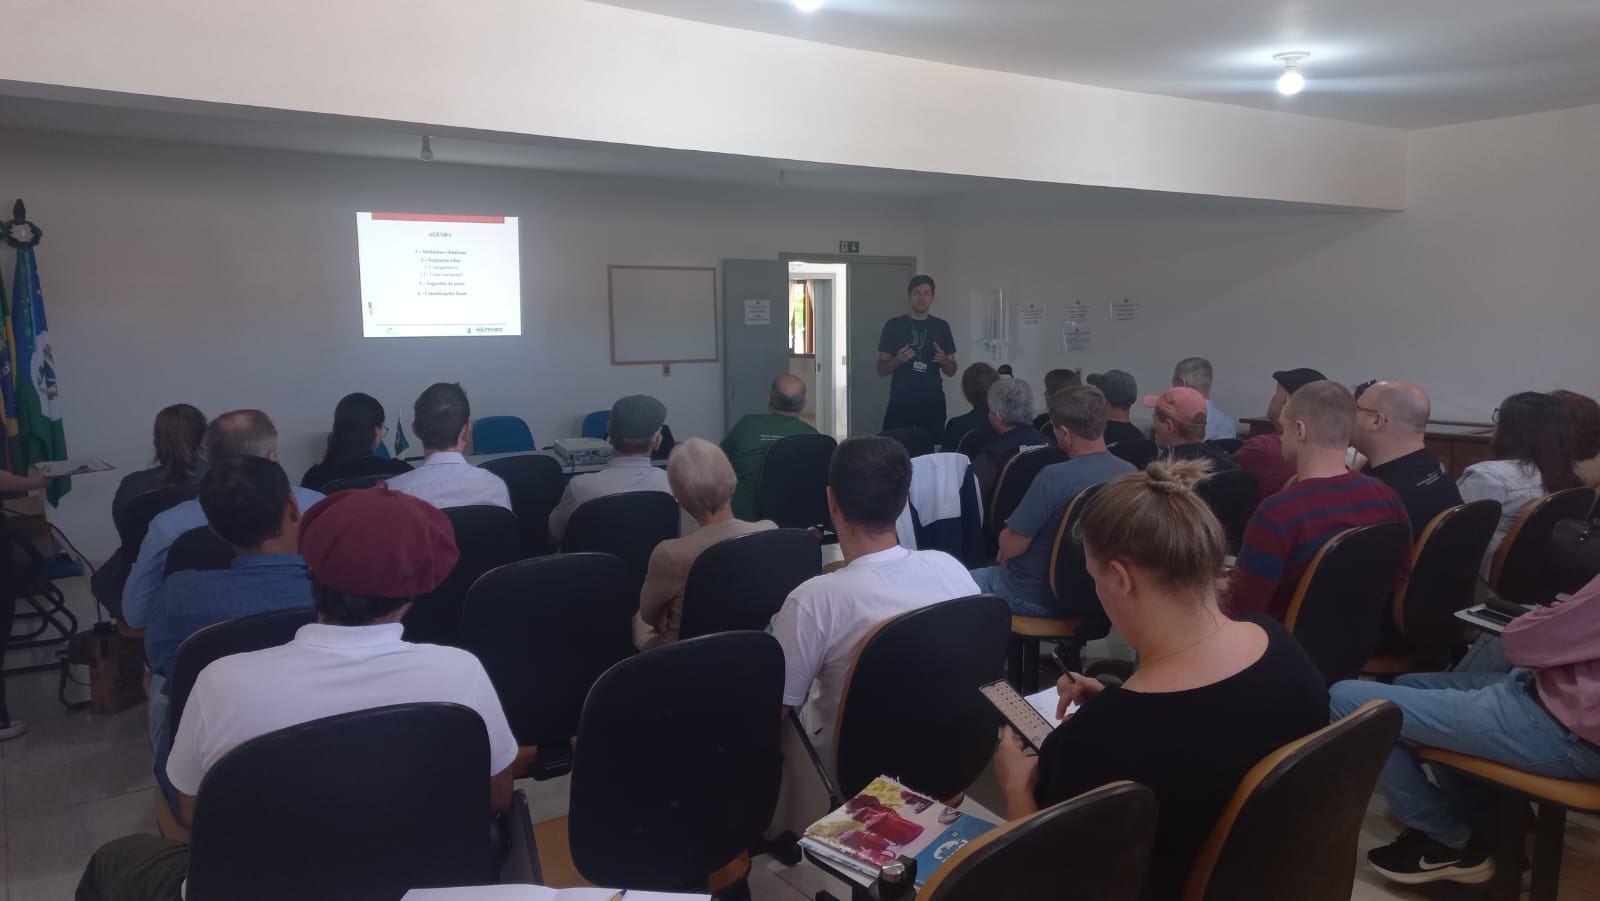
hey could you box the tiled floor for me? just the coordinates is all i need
[5,576,1599,899]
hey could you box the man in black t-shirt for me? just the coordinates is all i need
[876,275,956,441]
[1353,381,1462,536]
[1088,369,1146,445]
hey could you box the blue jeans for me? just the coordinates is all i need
[970,566,1058,617]
[1329,671,1600,847]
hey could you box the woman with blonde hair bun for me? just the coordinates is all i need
[993,458,1327,899]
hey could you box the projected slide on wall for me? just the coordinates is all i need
[356,212,522,337]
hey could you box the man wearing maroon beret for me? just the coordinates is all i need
[78,486,524,901]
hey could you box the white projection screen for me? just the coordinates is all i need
[356,212,522,337]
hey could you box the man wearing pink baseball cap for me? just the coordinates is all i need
[1144,387,1239,471]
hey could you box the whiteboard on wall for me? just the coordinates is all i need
[608,265,719,364]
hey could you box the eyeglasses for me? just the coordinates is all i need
[379,424,390,438]
[1356,405,1387,426]
[1491,408,1500,424]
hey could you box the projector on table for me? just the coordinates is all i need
[553,438,613,467]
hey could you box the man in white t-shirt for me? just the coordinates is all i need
[770,436,980,768]
[77,485,523,901]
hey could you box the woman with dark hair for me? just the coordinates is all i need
[1551,389,1600,489]
[1459,391,1582,573]
[110,404,209,528]
[300,393,411,491]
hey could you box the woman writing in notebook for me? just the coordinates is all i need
[992,459,1326,899]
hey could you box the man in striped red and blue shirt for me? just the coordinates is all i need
[1228,380,1408,621]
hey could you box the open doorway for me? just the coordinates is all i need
[786,260,849,440]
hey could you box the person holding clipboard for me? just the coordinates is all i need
[875,275,956,442]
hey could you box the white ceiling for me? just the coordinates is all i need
[595,0,1600,129]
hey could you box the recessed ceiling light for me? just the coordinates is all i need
[793,0,824,11]
[1274,52,1309,96]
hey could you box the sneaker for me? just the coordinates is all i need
[1368,829,1494,885]
[0,720,26,741]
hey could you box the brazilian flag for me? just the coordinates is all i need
[8,245,68,505]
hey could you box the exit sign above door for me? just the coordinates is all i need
[839,241,860,254]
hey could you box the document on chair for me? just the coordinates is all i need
[403,887,708,900]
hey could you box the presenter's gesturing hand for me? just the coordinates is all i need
[895,344,917,364]
[932,342,957,376]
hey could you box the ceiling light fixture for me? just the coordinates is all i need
[419,135,434,161]
[793,0,823,12]
[1273,52,1309,96]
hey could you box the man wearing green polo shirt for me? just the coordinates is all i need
[722,374,817,520]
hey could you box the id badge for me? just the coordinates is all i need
[912,361,928,373]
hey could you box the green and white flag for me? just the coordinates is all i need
[9,244,68,505]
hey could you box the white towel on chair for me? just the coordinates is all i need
[896,453,973,549]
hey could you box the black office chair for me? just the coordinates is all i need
[545,632,784,895]
[1283,521,1412,686]
[1194,469,1260,554]
[922,781,1158,901]
[1207,438,1244,455]
[1008,485,1111,690]
[117,485,200,560]
[880,426,935,458]
[955,427,993,457]
[1183,701,1402,901]
[754,433,837,530]
[168,606,317,746]
[402,505,522,647]
[163,527,236,576]
[1490,486,1596,607]
[186,703,520,901]
[678,528,821,640]
[478,453,565,557]
[318,473,390,494]
[986,445,1068,558]
[1366,500,1501,674]
[1107,439,1160,470]
[828,594,1011,803]
[459,553,635,780]
[560,491,680,592]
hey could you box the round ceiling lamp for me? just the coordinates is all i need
[1274,52,1309,95]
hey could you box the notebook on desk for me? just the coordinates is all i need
[800,776,996,888]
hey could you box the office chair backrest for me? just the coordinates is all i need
[1491,486,1596,606]
[922,781,1157,901]
[581,410,610,439]
[118,485,200,557]
[988,445,1069,551]
[881,426,936,458]
[569,632,784,890]
[1395,500,1501,647]
[1107,439,1160,470]
[1047,483,1105,616]
[163,527,236,576]
[679,528,821,640]
[402,505,522,647]
[186,702,496,901]
[168,606,317,746]
[954,427,993,458]
[472,415,535,455]
[318,473,389,494]
[754,433,838,530]
[1284,521,1412,685]
[1207,438,1244,455]
[835,594,1011,801]
[1194,469,1260,554]
[1183,701,1402,901]
[458,553,635,779]
[561,491,680,592]
[479,454,566,556]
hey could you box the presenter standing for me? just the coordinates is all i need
[876,275,957,441]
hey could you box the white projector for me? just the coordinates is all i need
[553,437,613,467]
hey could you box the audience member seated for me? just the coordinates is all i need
[1088,369,1145,445]
[143,456,314,814]
[993,460,1326,900]
[635,438,776,650]
[300,392,412,490]
[121,410,325,630]
[549,394,673,545]
[770,436,979,765]
[970,386,1135,616]
[1552,388,1600,489]
[1031,368,1081,433]
[384,383,511,511]
[111,404,208,529]
[1458,391,1581,576]
[77,486,521,901]
[1145,387,1239,471]
[720,375,817,520]
[970,378,1046,504]
[1330,570,1600,887]
[942,362,1000,451]
[1234,368,1324,503]
[1228,381,1408,620]
[1352,381,1462,536]
[1172,356,1237,441]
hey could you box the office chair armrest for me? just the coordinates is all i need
[498,789,543,886]
[788,708,845,810]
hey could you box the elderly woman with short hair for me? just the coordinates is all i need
[635,438,777,649]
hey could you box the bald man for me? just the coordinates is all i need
[1353,381,1463,536]
[721,374,818,520]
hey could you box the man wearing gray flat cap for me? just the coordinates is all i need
[548,395,673,545]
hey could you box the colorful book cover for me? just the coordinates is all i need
[799,776,996,887]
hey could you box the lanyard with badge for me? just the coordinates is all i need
[908,321,928,373]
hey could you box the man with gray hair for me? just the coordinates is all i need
[1172,356,1237,440]
[720,374,817,520]
[970,386,1135,616]
[549,394,674,544]
[1353,381,1461,536]
[970,378,1046,505]
[122,410,327,629]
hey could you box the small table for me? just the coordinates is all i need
[465,449,667,476]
